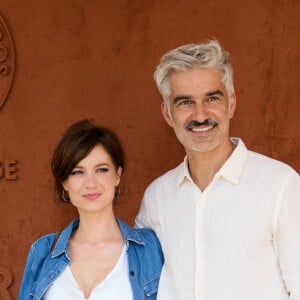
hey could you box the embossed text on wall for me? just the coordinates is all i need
[0,267,13,300]
[0,11,15,110]
[0,159,18,180]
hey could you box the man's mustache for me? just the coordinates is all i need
[184,119,218,129]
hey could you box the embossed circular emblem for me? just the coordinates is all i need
[0,13,14,110]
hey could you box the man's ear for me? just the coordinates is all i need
[228,93,236,119]
[161,102,174,127]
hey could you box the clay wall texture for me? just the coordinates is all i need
[0,0,299,298]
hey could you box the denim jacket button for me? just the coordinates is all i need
[130,271,135,276]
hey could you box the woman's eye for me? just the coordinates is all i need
[96,168,109,173]
[70,170,83,176]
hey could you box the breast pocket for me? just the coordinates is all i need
[143,277,159,299]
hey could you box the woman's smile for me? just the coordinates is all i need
[82,193,102,200]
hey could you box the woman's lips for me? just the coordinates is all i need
[82,193,101,200]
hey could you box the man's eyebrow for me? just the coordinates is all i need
[173,95,192,104]
[173,90,225,103]
[205,90,224,97]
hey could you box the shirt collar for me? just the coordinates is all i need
[176,137,248,186]
[51,219,79,258]
[216,138,248,184]
[176,156,192,186]
[116,218,145,246]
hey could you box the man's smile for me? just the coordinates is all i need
[184,119,218,132]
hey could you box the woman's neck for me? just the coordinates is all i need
[73,212,122,244]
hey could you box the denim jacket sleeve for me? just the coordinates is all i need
[18,234,58,300]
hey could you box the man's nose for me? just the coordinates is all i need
[192,102,208,122]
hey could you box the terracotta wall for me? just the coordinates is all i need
[0,0,299,298]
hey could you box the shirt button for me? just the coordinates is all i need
[130,271,135,276]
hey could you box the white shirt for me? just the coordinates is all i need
[44,246,133,300]
[136,138,300,300]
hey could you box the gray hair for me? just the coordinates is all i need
[154,39,234,111]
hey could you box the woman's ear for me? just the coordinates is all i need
[116,167,122,183]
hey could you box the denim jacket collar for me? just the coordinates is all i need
[51,217,145,258]
[116,218,145,247]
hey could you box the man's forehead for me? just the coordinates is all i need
[169,67,224,94]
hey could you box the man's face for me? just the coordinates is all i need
[162,67,236,154]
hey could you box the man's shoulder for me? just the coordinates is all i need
[233,138,298,177]
[247,150,297,175]
[146,161,183,190]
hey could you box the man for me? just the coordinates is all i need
[135,39,300,300]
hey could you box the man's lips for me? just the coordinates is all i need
[190,125,215,132]
[184,119,218,132]
[82,193,101,200]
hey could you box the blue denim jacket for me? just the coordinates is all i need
[19,218,164,300]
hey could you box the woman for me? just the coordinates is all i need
[19,119,164,300]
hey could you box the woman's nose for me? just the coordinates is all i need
[85,173,97,188]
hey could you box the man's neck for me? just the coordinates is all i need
[186,139,235,191]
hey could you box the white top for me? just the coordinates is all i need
[44,246,133,300]
[136,138,300,300]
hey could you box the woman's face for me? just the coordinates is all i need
[63,144,121,216]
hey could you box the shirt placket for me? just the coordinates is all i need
[194,184,204,300]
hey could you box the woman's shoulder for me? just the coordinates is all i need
[30,232,59,253]
[133,227,160,243]
[30,219,78,253]
[117,218,161,248]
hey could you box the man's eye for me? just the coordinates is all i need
[70,170,83,176]
[207,96,218,102]
[178,100,192,106]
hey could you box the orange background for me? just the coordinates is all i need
[0,1,299,298]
